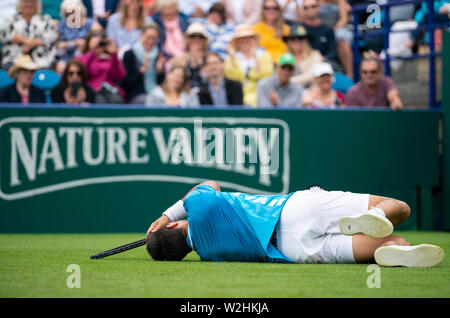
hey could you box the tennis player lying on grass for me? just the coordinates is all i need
[146,181,444,267]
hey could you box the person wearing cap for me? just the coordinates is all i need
[257,53,304,108]
[170,22,209,88]
[0,55,46,104]
[302,62,345,108]
[224,24,274,107]
[283,25,324,89]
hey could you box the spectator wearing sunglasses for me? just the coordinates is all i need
[252,0,290,63]
[51,58,96,105]
[257,53,304,108]
[300,0,338,68]
[345,54,403,110]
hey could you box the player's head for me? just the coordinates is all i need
[146,226,192,261]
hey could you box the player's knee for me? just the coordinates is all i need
[398,200,411,220]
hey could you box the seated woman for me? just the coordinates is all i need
[0,55,46,104]
[122,23,165,104]
[106,0,153,50]
[56,0,96,74]
[152,0,190,58]
[302,62,345,108]
[0,0,58,70]
[51,58,96,105]
[77,30,127,103]
[224,24,274,107]
[146,64,200,107]
[170,22,209,89]
[283,25,323,88]
[252,0,290,63]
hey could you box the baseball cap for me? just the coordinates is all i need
[278,53,296,67]
[282,25,310,42]
[313,62,334,77]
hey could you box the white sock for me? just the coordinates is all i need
[368,207,386,218]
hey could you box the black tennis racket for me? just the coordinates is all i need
[90,238,146,259]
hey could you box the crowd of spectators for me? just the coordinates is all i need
[0,0,448,109]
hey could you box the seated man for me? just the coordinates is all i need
[301,0,338,66]
[146,180,444,267]
[345,55,403,110]
[198,52,243,106]
[257,53,304,108]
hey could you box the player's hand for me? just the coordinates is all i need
[146,214,170,238]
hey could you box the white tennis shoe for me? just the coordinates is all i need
[339,212,393,238]
[374,244,445,267]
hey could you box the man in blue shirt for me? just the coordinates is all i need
[146,180,444,267]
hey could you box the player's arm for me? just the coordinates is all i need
[146,180,220,237]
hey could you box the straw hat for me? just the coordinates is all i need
[8,55,40,78]
[230,24,260,49]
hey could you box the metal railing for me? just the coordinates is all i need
[352,0,450,109]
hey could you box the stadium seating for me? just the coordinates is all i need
[32,70,61,104]
[332,72,355,94]
[0,69,14,89]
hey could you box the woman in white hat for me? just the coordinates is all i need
[170,22,209,88]
[302,62,345,108]
[0,0,58,70]
[0,55,46,104]
[224,24,274,107]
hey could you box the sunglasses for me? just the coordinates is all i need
[263,6,280,11]
[189,34,206,39]
[281,65,294,71]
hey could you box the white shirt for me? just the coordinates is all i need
[232,0,245,24]
[0,0,17,27]
[278,0,303,22]
[92,0,106,17]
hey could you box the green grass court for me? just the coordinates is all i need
[1,231,449,298]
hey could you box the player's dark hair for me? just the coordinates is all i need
[146,227,192,261]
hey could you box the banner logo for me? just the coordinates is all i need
[0,116,290,200]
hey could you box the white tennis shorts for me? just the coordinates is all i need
[276,188,370,264]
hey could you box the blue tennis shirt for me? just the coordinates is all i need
[184,185,294,263]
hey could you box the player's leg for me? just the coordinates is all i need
[352,234,409,263]
[368,195,411,226]
[352,234,445,267]
[339,194,410,238]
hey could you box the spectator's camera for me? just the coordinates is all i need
[98,33,108,47]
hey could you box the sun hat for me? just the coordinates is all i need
[8,55,40,78]
[230,24,260,49]
[185,22,209,39]
[313,62,334,77]
[278,53,296,67]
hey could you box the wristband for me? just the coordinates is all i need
[162,200,187,222]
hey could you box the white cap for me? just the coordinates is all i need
[313,62,334,77]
